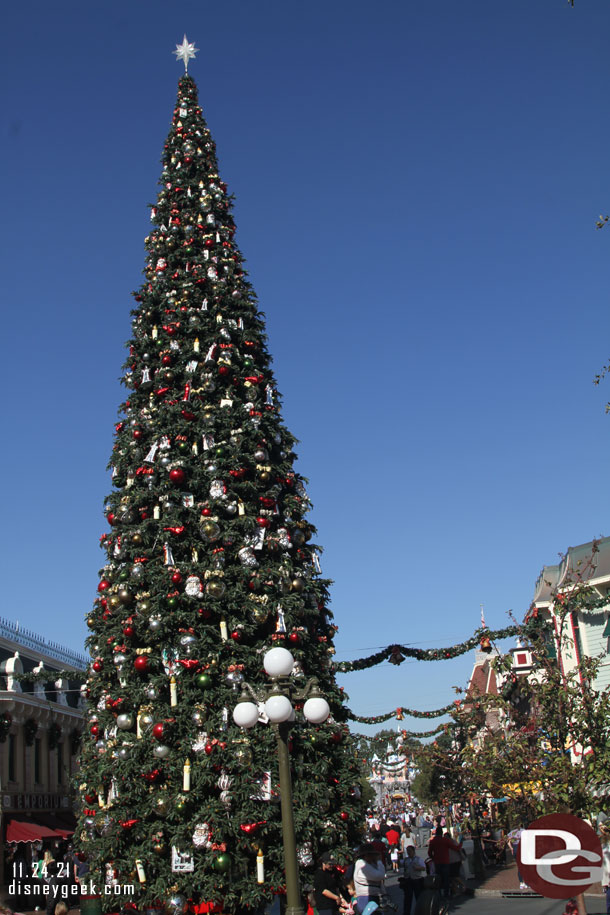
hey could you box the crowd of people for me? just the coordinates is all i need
[309,804,610,915]
[3,805,610,915]
[5,840,89,915]
[309,807,478,915]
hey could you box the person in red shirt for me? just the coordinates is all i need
[385,826,401,870]
[428,827,462,897]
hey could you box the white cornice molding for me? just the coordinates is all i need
[0,691,83,724]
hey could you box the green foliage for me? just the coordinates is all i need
[76,75,364,912]
[415,585,610,824]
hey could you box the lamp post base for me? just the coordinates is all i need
[285,907,305,915]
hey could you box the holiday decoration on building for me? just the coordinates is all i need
[346,701,459,724]
[75,40,363,913]
[333,619,550,672]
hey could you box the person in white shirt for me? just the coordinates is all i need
[400,846,426,914]
[400,828,415,857]
[353,846,386,914]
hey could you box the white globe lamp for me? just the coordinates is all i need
[263,646,294,678]
[233,701,260,729]
[303,696,330,724]
[264,693,293,723]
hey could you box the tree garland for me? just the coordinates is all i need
[333,620,550,672]
[13,669,85,683]
[347,702,458,724]
[355,723,448,742]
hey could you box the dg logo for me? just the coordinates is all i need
[517,813,603,898]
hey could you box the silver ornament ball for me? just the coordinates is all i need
[166,896,188,915]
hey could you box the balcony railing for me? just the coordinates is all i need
[0,617,87,670]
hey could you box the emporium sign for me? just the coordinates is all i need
[3,793,69,810]
[517,813,603,898]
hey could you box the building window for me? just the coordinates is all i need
[8,733,15,782]
[34,737,41,784]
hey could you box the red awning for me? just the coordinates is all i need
[6,820,63,843]
[33,812,76,837]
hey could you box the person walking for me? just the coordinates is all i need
[313,852,343,915]
[507,824,526,889]
[400,827,415,857]
[400,846,426,915]
[353,845,386,914]
[386,824,401,871]
[427,827,461,897]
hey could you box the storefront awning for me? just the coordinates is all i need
[35,811,76,836]
[6,820,63,843]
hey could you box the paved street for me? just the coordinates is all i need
[384,871,606,914]
[441,901,604,915]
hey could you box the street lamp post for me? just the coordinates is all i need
[233,647,331,915]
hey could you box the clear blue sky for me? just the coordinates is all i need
[2,0,610,736]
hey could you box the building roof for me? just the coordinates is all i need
[532,565,560,605]
[0,616,87,670]
[466,656,498,699]
[532,536,610,605]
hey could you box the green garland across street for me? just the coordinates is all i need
[333,618,552,672]
[346,702,458,723]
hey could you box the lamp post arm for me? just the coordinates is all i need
[238,681,266,704]
[292,677,323,703]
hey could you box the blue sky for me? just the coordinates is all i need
[2,0,610,737]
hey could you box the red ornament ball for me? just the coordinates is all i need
[162,354,172,366]
[107,513,116,526]
[230,630,242,642]
[92,660,103,672]
[339,812,349,821]
[288,632,300,645]
[201,507,212,517]
[134,656,150,674]
[171,571,183,585]
[256,517,270,528]
[98,580,111,593]
[133,429,143,440]
[123,626,135,639]
[152,723,165,740]
[218,365,230,377]
[204,742,214,756]
[90,725,100,737]
[169,468,185,485]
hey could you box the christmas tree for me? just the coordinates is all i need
[77,43,363,914]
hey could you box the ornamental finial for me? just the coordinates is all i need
[173,35,198,73]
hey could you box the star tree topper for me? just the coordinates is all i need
[173,35,198,72]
